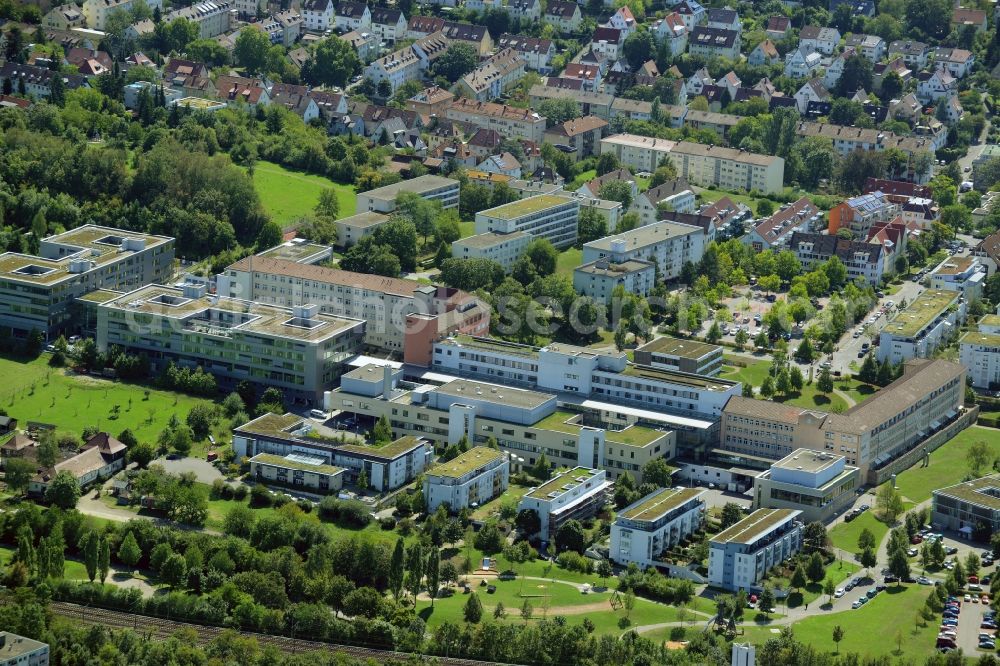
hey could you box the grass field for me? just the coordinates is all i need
[721,360,850,412]
[565,169,596,192]
[252,161,356,227]
[828,510,889,553]
[738,584,937,661]
[0,355,216,446]
[556,247,583,276]
[892,426,998,504]
[458,221,476,239]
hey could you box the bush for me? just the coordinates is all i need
[317,497,372,527]
[231,485,249,501]
[272,493,291,508]
[556,551,592,574]
[296,499,313,513]
[250,484,273,507]
[379,516,396,531]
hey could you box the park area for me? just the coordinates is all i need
[252,161,356,228]
[720,357,876,413]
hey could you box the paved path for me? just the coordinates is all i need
[76,485,222,535]
[832,387,856,408]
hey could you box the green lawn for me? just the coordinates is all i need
[738,584,938,662]
[892,426,999,504]
[565,169,596,192]
[835,380,879,407]
[470,484,532,521]
[252,161,356,227]
[828,510,889,554]
[721,360,848,411]
[458,221,476,239]
[556,247,583,276]
[0,355,217,446]
[720,359,773,386]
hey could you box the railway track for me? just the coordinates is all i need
[48,600,507,665]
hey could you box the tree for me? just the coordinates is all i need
[464,592,483,623]
[598,180,634,211]
[406,543,424,602]
[888,547,910,584]
[45,470,80,509]
[881,70,903,102]
[876,482,904,523]
[804,522,827,551]
[302,36,361,88]
[857,527,876,552]
[493,601,506,620]
[824,578,836,604]
[118,532,142,569]
[426,547,440,608]
[555,519,587,554]
[790,565,808,592]
[967,440,991,476]
[577,208,608,246]
[859,546,877,575]
[373,414,392,444]
[641,459,673,487]
[234,27,271,75]
[706,321,722,343]
[537,98,579,127]
[759,585,775,615]
[735,328,749,350]
[623,590,636,620]
[817,367,834,394]
[516,509,541,536]
[48,70,65,107]
[432,43,479,82]
[3,458,35,495]
[760,375,775,397]
[37,433,59,468]
[161,552,187,589]
[98,536,110,583]
[389,537,405,600]
[905,0,952,39]
[789,366,804,392]
[833,625,844,654]
[596,152,620,176]
[80,530,99,582]
[720,503,743,529]
[835,56,874,99]
[531,453,551,481]
[807,551,826,583]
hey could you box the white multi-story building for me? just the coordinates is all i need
[518,467,611,541]
[0,632,49,666]
[959,315,1000,389]
[929,255,986,302]
[451,231,531,272]
[302,0,335,32]
[610,486,706,567]
[334,1,371,32]
[574,259,656,303]
[475,195,580,249]
[424,446,509,512]
[356,175,460,212]
[364,47,422,94]
[708,508,803,591]
[83,0,162,30]
[582,221,705,281]
[162,1,233,39]
[752,450,859,524]
[249,453,345,494]
[877,289,966,363]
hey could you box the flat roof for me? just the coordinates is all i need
[337,435,426,460]
[525,467,602,500]
[434,378,553,410]
[360,174,458,201]
[576,259,652,277]
[620,364,737,391]
[979,314,1000,328]
[0,632,48,660]
[453,230,529,249]
[532,410,667,446]
[480,194,572,221]
[234,412,304,439]
[342,363,394,381]
[883,289,959,338]
[101,285,362,342]
[257,240,330,261]
[932,255,977,276]
[441,334,539,359]
[335,211,391,229]
[584,221,703,252]
[76,288,122,304]
[427,446,505,478]
[960,330,1000,346]
[227,256,424,298]
[175,96,225,109]
[711,508,799,545]
[250,452,344,475]
[619,486,704,522]
[635,335,721,361]
[934,474,1000,510]
[772,449,842,473]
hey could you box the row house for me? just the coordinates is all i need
[742,197,822,252]
[457,48,526,102]
[446,98,547,142]
[789,233,886,285]
[0,63,87,99]
[498,34,556,73]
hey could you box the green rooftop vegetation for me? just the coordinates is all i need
[483,194,570,220]
[621,364,736,390]
[525,467,600,500]
[883,289,958,338]
[427,446,505,478]
[532,410,666,447]
[711,508,797,545]
[337,435,425,460]
[619,487,703,522]
[235,412,303,439]
[449,335,539,359]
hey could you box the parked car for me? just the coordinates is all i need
[835,588,845,598]
[918,576,933,585]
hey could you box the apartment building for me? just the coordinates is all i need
[217,256,488,356]
[720,359,966,482]
[708,509,803,591]
[932,474,1000,535]
[497,34,555,73]
[543,116,608,160]
[364,47,423,95]
[356,175,460,212]
[97,285,364,403]
[451,231,531,272]
[83,0,163,30]
[457,48,526,103]
[333,211,390,248]
[445,98,546,143]
[334,1,371,32]
[752,449,859,524]
[743,198,823,252]
[0,63,87,100]
[543,0,583,33]
[788,233,885,286]
[333,362,677,482]
[518,468,611,541]
[529,86,615,121]
[424,446,509,512]
[827,191,900,237]
[582,221,706,281]
[474,195,580,249]
[610,486,707,567]
[633,180,697,224]
[633,336,723,377]
[162,1,233,39]
[0,632,49,666]
[249,452,345,494]
[573,259,655,303]
[44,3,85,30]
[959,315,1000,389]
[797,122,945,173]
[599,135,785,194]
[877,289,966,363]
[929,255,987,302]
[0,225,174,340]
[302,0,335,31]
[233,412,432,491]
[688,26,741,60]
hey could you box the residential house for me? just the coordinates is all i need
[406,15,445,38]
[749,39,780,67]
[543,115,608,160]
[633,179,697,224]
[303,0,335,31]
[877,290,967,363]
[82,0,163,30]
[458,48,525,102]
[929,255,987,302]
[478,152,522,178]
[591,26,624,61]
[635,60,661,87]
[44,3,85,30]
[498,34,555,73]
[579,168,638,199]
[888,40,930,69]
[562,62,602,91]
[706,7,741,31]
[162,1,234,39]
[407,85,454,120]
[467,128,502,158]
[916,68,956,103]
[276,10,304,45]
[340,30,378,61]
[529,85,614,120]
[830,0,875,15]
[334,1,370,32]
[370,7,407,43]
[507,0,541,21]
[827,191,899,236]
[688,26,740,60]
[789,232,886,285]
[269,83,320,122]
[29,432,126,496]
[574,259,656,302]
[652,13,688,56]
[439,22,493,55]
[610,98,656,122]
[873,58,912,92]
[766,16,790,39]
[685,109,740,141]
[794,78,830,114]
[674,0,705,32]
[931,48,975,79]
[952,7,988,32]
[0,63,87,99]
[786,45,822,79]
[708,509,803,591]
[685,67,713,96]
[742,197,822,252]
[606,6,638,37]
[865,219,910,272]
[823,49,857,90]
[164,58,210,82]
[799,25,840,55]
[214,75,269,111]
[974,230,1000,275]
[365,44,423,94]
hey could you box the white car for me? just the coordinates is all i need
[835,588,845,598]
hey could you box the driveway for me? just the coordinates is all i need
[154,456,224,485]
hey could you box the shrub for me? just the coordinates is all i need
[231,485,249,501]
[556,551,592,574]
[272,493,291,508]
[250,484,273,507]
[379,517,396,531]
